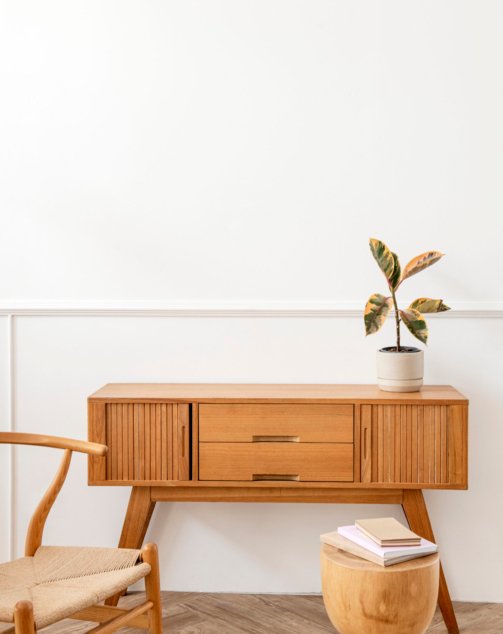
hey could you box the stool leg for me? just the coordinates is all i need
[402,489,459,634]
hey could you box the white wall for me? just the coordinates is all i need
[1,0,503,601]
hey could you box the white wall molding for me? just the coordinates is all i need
[0,300,502,318]
[7,315,15,560]
[8,311,503,600]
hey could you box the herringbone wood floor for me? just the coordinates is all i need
[36,592,503,633]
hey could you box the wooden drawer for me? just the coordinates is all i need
[199,404,353,443]
[199,443,354,482]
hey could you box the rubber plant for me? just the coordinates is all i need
[364,238,450,350]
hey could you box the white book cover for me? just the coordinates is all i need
[337,525,438,559]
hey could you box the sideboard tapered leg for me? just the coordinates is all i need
[402,489,459,634]
[118,486,156,549]
[105,486,156,606]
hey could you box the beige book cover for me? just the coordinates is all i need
[355,517,421,546]
[320,531,429,567]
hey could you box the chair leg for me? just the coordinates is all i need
[14,601,35,634]
[142,543,163,634]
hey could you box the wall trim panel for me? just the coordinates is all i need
[4,315,15,561]
[4,305,503,599]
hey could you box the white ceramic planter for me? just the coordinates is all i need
[376,347,424,392]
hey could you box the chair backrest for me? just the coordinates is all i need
[0,433,107,556]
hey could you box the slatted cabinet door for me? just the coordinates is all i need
[360,404,467,488]
[88,402,190,484]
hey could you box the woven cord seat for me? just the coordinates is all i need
[0,432,163,633]
[0,547,151,629]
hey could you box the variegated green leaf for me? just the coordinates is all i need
[400,251,444,283]
[364,293,392,335]
[400,308,428,344]
[408,298,451,313]
[389,252,401,290]
[369,238,396,286]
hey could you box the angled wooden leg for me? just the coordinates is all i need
[142,543,163,634]
[118,487,156,549]
[402,489,459,634]
[14,601,35,633]
[105,486,156,607]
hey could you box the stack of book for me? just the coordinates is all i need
[321,517,438,567]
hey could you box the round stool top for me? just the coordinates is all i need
[321,543,439,573]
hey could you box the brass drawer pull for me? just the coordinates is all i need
[252,474,300,481]
[252,435,300,443]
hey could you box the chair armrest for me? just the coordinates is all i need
[0,432,107,456]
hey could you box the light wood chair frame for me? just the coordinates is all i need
[0,432,163,634]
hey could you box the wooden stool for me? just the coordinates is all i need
[321,544,439,634]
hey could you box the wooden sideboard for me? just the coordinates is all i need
[88,384,468,633]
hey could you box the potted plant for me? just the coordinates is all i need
[365,238,450,392]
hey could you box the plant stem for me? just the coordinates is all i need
[391,290,401,351]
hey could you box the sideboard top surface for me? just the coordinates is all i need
[88,383,467,404]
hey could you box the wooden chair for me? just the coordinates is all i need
[0,433,163,634]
